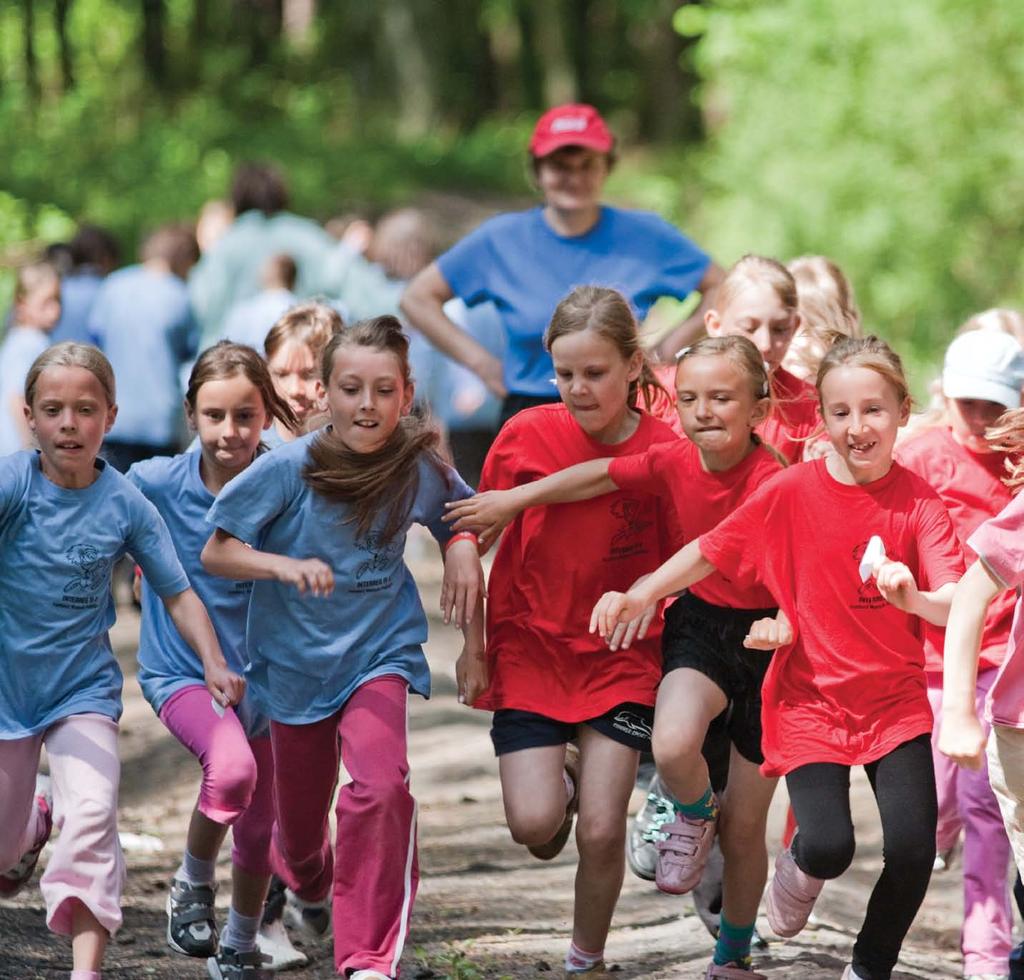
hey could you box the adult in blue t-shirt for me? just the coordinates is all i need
[400,103,723,426]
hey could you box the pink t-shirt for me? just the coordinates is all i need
[968,492,1024,729]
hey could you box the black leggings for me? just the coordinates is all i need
[786,735,936,980]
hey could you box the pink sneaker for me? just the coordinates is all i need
[654,807,717,895]
[705,962,767,979]
[764,846,824,938]
[0,786,53,898]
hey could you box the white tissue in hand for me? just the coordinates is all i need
[211,697,226,718]
[859,535,886,582]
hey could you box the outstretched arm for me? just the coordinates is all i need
[939,560,1005,770]
[873,557,956,626]
[201,528,335,597]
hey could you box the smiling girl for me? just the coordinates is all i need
[446,286,679,977]
[591,336,965,980]
[0,342,237,980]
[200,317,484,980]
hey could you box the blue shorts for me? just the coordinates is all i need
[490,702,654,756]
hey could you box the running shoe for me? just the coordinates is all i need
[705,961,767,979]
[529,743,580,861]
[283,887,330,939]
[564,963,607,978]
[0,776,52,898]
[627,773,674,880]
[257,876,308,970]
[933,837,961,872]
[206,945,273,979]
[167,877,219,957]
[764,846,823,938]
[654,801,718,895]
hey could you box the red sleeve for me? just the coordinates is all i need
[478,420,526,494]
[608,446,662,495]
[914,494,965,590]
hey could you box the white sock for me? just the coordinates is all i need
[222,906,260,953]
[565,941,603,972]
[70,972,101,980]
[177,848,216,886]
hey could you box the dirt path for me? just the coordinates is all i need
[0,561,977,978]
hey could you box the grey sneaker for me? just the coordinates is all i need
[626,773,674,880]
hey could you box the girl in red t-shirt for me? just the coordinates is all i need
[454,285,679,978]
[592,336,964,980]
[448,336,785,978]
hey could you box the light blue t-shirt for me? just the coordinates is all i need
[0,452,190,738]
[220,288,297,351]
[436,205,710,397]
[88,265,199,446]
[129,451,267,737]
[0,326,49,456]
[207,432,473,724]
[52,270,104,345]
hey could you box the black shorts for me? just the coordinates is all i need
[490,702,654,756]
[662,592,776,767]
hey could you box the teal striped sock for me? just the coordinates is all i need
[674,784,717,821]
[713,914,755,967]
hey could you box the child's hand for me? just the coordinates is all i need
[455,646,489,706]
[277,557,335,596]
[441,538,485,628]
[743,611,794,650]
[873,558,919,612]
[606,574,658,651]
[938,711,987,771]
[590,591,647,644]
[206,662,246,709]
[443,489,522,550]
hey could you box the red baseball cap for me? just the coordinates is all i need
[528,104,614,158]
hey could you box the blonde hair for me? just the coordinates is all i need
[15,261,60,304]
[263,302,343,362]
[784,256,862,380]
[816,335,910,406]
[714,255,799,319]
[25,341,116,407]
[958,308,1024,347]
[986,410,1024,489]
[676,335,771,401]
[545,285,665,412]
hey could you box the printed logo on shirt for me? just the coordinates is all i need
[850,539,892,611]
[605,498,652,561]
[351,531,400,593]
[54,543,110,610]
[611,709,653,742]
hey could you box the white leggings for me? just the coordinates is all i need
[0,713,124,935]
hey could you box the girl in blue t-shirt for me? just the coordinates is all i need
[128,342,300,979]
[0,341,240,980]
[201,316,485,980]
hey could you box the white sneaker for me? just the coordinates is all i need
[965,974,1010,980]
[350,972,392,979]
[256,919,307,971]
[283,888,330,939]
[933,837,961,871]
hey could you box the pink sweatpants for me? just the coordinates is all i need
[928,669,1012,974]
[270,675,418,977]
[0,713,124,936]
[159,685,274,877]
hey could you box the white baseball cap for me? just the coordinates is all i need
[942,329,1024,410]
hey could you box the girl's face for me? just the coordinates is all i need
[17,280,62,332]
[705,282,799,372]
[535,148,610,214]
[550,329,641,443]
[267,339,320,421]
[26,366,116,486]
[187,373,271,478]
[947,396,1013,454]
[319,345,412,454]
[820,365,910,484]
[675,355,769,465]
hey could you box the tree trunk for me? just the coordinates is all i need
[380,0,435,138]
[282,0,315,46]
[141,0,166,87]
[532,1,575,106]
[54,0,75,91]
[22,0,39,98]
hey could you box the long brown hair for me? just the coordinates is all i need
[544,285,666,411]
[302,316,448,543]
[185,341,299,433]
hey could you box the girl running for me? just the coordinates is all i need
[200,316,484,980]
[447,335,784,978]
[262,301,342,446]
[127,343,300,979]
[592,336,964,980]
[445,286,679,977]
[0,342,238,980]
[896,327,1024,979]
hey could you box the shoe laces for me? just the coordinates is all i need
[640,796,676,843]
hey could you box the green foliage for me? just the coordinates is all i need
[681,0,1024,368]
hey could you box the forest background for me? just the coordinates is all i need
[1,0,1022,384]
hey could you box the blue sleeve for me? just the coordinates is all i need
[127,490,190,597]
[414,458,474,548]
[435,220,497,307]
[641,216,710,304]
[207,448,295,546]
[0,454,27,519]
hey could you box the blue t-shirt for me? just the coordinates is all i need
[52,270,104,345]
[0,452,190,738]
[0,326,49,456]
[207,432,473,724]
[436,206,710,397]
[88,265,199,446]
[129,451,267,737]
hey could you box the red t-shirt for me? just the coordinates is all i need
[758,367,822,465]
[896,426,1015,672]
[609,438,782,609]
[699,459,964,777]
[476,405,678,720]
